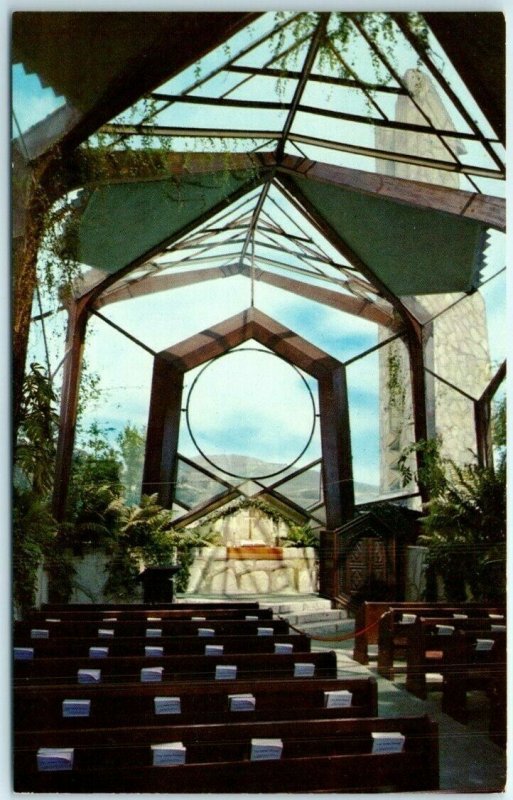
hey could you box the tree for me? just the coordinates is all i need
[117,424,146,505]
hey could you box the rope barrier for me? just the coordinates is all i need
[281,615,381,643]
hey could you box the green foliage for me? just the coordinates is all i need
[15,362,59,495]
[281,524,319,549]
[102,494,220,600]
[65,423,123,551]
[13,364,75,614]
[492,395,506,468]
[199,497,305,529]
[13,489,56,614]
[400,438,506,602]
[272,12,430,88]
[117,424,146,505]
[398,436,448,498]
[386,347,406,414]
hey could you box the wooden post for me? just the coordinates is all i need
[318,365,354,598]
[52,298,89,520]
[142,358,184,507]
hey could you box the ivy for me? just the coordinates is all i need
[386,347,406,415]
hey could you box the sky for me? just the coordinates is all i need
[12,10,509,500]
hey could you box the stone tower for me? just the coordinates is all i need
[375,70,492,495]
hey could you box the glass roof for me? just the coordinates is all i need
[18,12,505,519]
[46,11,498,328]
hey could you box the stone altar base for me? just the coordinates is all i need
[186,547,318,595]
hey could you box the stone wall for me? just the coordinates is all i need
[186,546,318,595]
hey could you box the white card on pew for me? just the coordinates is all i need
[31,629,49,639]
[215,664,237,680]
[452,613,468,619]
[250,738,283,761]
[400,614,417,625]
[37,748,74,772]
[14,647,34,660]
[191,616,206,621]
[145,646,164,657]
[371,732,405,754]
[205,644,224,656]
[147,617,161,622]
[141,666,164,682]
[274,642,293,654]
[98,628,114,638]
[436,624,455,635]
[257,627,274,636]
[491,624,506,632]
[45,618,61,623]
[475,638,494,651]
[198,628,215,637]
[89,646,109,658]
[229,693,256,711]
[324,690,353,708]
[77,669,101,684]
[146,628,162,638]
[102,617,117,622]
[62,699,91,718]
[151,741,186,766]
[154,696,181,715]
[294,662,315,677]
[245,615,259,621]
[489,614,504,620]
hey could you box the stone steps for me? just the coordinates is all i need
[260,599,354,639]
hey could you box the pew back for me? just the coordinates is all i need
[14,714,439,793]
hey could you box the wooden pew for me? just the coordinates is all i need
[27,607,274,622]
[39,601,261,614]
[14,617,290,639]
[13,714,439,793]
[378,608,505,680]
[14,676,378,731]
[439,629,506,746]
[13,632,310,660]
[351,601,504,669]
[14,649,338,685]
[404,618,506,700]
[353,601,505,666]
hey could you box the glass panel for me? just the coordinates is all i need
[348,335,416,502]
[270,463,323,509]
[427,291,494,400]
[76,313,154,466]
[12,64,66,136]
[377,336,415,496]
[433,376,477,466]
[181,345,320,479]
[491,384,506,471]
[480,270,507,366]
[174,458,232,510]
[347,350,380,502]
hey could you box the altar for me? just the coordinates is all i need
[186,546,317,594]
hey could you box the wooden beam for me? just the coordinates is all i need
[475,360,506,468]
[246,267,398,329]
[159,307,343,379]
[273,153,505,231]
[78,171,267,311]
